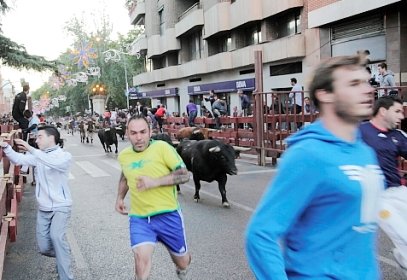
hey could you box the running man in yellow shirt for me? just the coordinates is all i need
[115,115,191,280]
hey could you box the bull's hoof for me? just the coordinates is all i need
[222,201,230,208]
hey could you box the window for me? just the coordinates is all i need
[145,58,152,72]
[152,56,165,70]
[268,9,301,40]
[208,33,231,56]
[236,23,262,48]
[269,62,302,76]
[159,8,164,35]
[181,30,203,62]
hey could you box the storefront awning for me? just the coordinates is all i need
[130,88,178,99]
[188,78,255,95]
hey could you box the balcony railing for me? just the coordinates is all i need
[127,0,145,14]
[178,3,202,22]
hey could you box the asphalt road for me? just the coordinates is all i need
[2,130,406,279]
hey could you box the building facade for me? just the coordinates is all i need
[127,0,406,115]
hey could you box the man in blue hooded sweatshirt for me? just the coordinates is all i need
[245,55,385,279]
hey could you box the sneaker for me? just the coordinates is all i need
[393,248,407,277]
[176,268,187,280]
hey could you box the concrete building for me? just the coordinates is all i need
[127,0,406,115]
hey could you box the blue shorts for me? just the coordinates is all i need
[129,210,188,256]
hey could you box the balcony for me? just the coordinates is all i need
[147,29,180,58]
[175,3,204,37]
[262,0,303,19]
[133,65,180,85]
[262,33,306,63]
[230,0,262,29]
[207,52,232,73]
[131,34,147,55]
[178,59,207,77]
[204,1,231,38]
[128,0,146,25]
[231,44,263,68]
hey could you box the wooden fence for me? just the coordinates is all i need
[164,86,407,167]
[0,125,24,280]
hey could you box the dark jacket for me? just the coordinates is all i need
[12,91,27,120]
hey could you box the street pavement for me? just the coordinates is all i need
[2,130,406,279]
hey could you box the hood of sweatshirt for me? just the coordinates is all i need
[383,70,395,77]
[286,119,360,149]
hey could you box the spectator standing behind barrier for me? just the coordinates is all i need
[238,90,250,116]
[211,94,227,129]
[245,55,385,279]
[303,97,317,115]
[360,96,407,276]
[0,125,74,280]
[155,104,166,132]
[289,78,303,130]
[115,115,191,280]
[186,99,198,127]
[378,62,397,96]
[366,67,379,99]
[12,84,30,136]
[204,90,216,107]
[23,110,40,138]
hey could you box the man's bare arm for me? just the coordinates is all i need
[117,172,129,199]
[115,172,129,214]
[137,167,190,191]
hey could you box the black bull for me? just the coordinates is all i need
[177,139,237,207]
[98,127,118,153]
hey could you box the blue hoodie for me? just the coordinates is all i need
[245,120,385,279]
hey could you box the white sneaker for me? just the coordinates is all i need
[393,248,407,277]
[176,268,187,280]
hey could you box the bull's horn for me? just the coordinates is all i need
[233,146,251,151]
[209,146,221,153]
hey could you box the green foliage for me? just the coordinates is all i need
[0,34,57,71]
[24,10,145,116]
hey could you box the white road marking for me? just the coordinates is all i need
[67,228,89,271]
[238,170,276,175]
[73,154,108,158]
[183,183,254,213]
[378,255,399,268]
[102,159,121,170]
[66,144,79,147]
[76,161,110,177]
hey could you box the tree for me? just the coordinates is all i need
[47,13,143,115]
[0,0,57,71]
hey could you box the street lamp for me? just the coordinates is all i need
[90,84,105,115]
[92,84,105,95]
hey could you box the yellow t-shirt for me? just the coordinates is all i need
[118,140,186,217]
